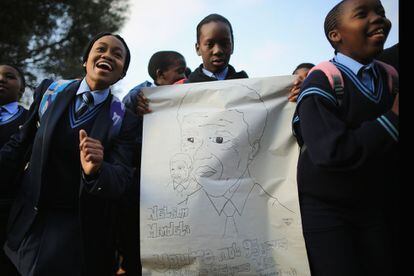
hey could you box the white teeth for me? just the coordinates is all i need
[372,29,384,35]
[97,61,112,71]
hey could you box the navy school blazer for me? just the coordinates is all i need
[0,79,140,274]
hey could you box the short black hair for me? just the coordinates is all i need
[185,67,192,78]
[147,51,185,81]
[82,32,131,76]
[196,13,234,44]
[292,63,315,75]
[324,0,346,50]
[2,64,26,94]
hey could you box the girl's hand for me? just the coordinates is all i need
[79,129,104,175]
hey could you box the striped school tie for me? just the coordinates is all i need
[76,91,94,119]
[360,66,375,92]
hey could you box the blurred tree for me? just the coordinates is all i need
[0,0,129,98]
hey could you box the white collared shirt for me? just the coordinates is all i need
[334,53,378,81]
[75,78,110,111]
[202,67,229,80]
[0,101,19,122]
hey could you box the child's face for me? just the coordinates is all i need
[332,0,391,63]
[196,21,233,73]
[170,159,190,184]
[84,35,127,90]
[156,58,187,86]
[294,68,311,80]
[0,65,23,105]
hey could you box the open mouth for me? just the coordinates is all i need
[368,28,386,37]
[96,61,113,72]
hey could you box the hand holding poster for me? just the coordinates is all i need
[140,76,310,275]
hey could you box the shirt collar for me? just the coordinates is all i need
[76,78,110,106]
[334,52,376,76]
[1,101,19,115]
[202,67,229,80]
[206,178,256,216]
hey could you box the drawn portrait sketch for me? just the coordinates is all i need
[140,76,311,275]
[173,87,294,238]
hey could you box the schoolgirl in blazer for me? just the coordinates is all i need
[0,33,139,276]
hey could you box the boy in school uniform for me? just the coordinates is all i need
[292,0,398,275]
[0,64,28,275]
[123,51,187,115]
[186,13,248,83]
[132,14,247,113]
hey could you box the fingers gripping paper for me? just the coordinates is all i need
[140,76,310,275]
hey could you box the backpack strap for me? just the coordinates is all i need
[374,60,399,96]
[308,61,344,105]
[108,95,126,139]
[295,61,344,154]
[39,79,77,120]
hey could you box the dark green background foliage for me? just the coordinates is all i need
[0,0,129,89]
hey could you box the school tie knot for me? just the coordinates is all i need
[76,91,94,119]
[359,65,376,91]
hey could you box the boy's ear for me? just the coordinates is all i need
[155,69,163,80]
[328,29,341,44]
[195,43,201,56]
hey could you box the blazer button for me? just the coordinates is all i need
[19,125,23,130]
[34,206,39,212]
[97,187,102,191]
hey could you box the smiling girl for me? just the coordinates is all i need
[0,33,138,276]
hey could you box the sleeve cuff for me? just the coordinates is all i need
[376,111,399,142]
[82,168,101,185]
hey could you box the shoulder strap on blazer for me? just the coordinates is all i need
[38,79,77,119]
[308,61,345,105]
[108,95,126,139]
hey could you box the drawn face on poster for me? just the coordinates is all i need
[176,85,268,198]
[169,153,192,192]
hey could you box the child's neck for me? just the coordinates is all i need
[85,77,111,91]
[337,51,374,65]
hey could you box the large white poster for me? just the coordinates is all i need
[140,76,310,275]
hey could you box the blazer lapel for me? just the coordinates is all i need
[40,80,80,169]
[89,93,112,145]
[78,94,112,196]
